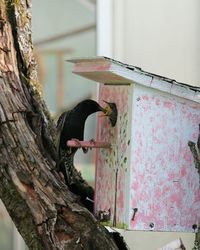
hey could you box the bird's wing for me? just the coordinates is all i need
[55,110,70,155]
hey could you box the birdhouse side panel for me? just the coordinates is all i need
[129,85,200,232]
[95,84,132,228]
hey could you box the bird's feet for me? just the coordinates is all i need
[70,138,96,153]
[71,138,88,153]
[82,147,88,153]
[89,138,95,146]
[82,138,96,153]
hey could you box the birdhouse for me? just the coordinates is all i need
[69,57,200,233]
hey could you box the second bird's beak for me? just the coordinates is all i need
[101,100,118,127]
[101,101,113,116]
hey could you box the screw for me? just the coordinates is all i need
[131,208,138,221]
[192,224,197,232]
[149,222,154,230]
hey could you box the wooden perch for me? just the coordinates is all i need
[67,140,111,148]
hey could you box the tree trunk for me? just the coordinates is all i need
[0,0,119,249]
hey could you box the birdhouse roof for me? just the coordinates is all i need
[68,56,200,103]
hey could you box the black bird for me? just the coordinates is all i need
[56,99,105,187]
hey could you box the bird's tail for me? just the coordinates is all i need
[57,148,95,212]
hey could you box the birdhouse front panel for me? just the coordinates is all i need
[129,85,200,232]
[95,83,132,227]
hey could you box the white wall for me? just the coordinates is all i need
[97,0,200,86]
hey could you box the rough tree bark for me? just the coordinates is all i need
[0,0,119,249]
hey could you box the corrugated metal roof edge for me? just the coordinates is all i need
[103,56,200,92]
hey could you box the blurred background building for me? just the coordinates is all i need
[0,0,199,249]
[98,0,200,86]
